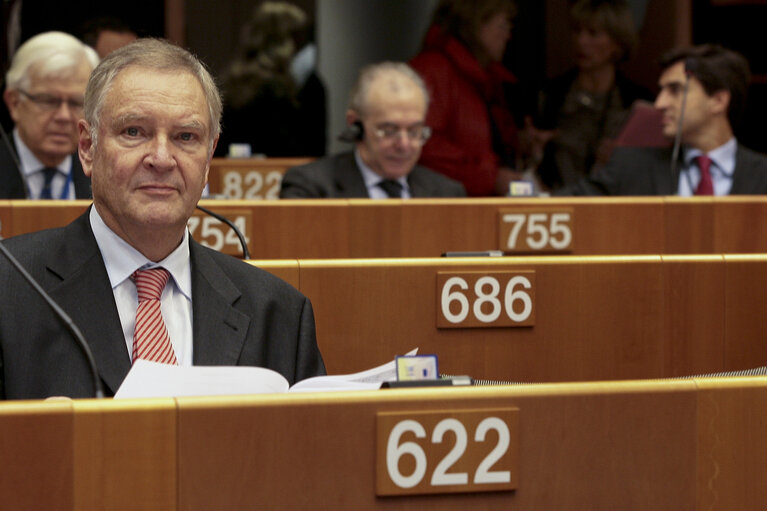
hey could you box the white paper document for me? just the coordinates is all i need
[114,348,418,399]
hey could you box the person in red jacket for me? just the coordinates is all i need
[410,0,519,196]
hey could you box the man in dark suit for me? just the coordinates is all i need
[2,31,97,199]
[559,45,767,196]
[0,39,325,400]
[280,62,466,199]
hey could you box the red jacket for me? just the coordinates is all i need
[410,27,518,196]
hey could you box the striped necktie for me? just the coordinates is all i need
[131,268,177,365]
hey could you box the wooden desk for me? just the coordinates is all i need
[5,197,767,257]
[251,256,734,382]
[2,378,767,509]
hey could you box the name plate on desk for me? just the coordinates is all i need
[498,208,574,253]
[187,209,252,256]
[212,167,283,199]
[437,271,535,328]
[376,408,519,496]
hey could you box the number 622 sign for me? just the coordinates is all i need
[376,409,519,496]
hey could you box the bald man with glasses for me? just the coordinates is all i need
[2,31,98,199]
[280,62,466,199]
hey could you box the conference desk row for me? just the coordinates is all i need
[253,255,766,382]
[3,378,766,509]
[3,196,767,257]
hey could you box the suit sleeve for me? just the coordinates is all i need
[294,296,326,381]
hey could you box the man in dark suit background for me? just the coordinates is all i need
[0,38,325,400]
[559,44,767,196]
[279,62,466,199]
[1,31,97,199]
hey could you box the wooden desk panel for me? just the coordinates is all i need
[6,197,767,257]
[6,379,767,509]
[7,200,89,237]
[723,255,767,371]
[176,382,697,510]
[0,200,10,238]
[293,257,696,382]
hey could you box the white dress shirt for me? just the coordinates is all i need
[89,206,194,365]
[14,129,76,199]
[678,137,737,196]
[355,149,412,199]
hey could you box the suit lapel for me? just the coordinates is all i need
[333,153,370,198]
[730,145,757,194]
[189,241,250,365]
[45,213,131,395]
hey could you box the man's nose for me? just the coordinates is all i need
[145,136,176,170]
[52,101,78,121]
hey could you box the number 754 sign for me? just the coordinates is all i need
[498,209,574,253]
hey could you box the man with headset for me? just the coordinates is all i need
[279,62,465,199]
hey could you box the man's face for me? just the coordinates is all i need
[79,66,215,243]
[654,60,722,144]
[4,59,91,167]
[356,76,428,180]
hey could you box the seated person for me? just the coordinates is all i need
[2,32,98,199]
[0,39,325,400]
[279,62,465,199]
[558,44,767,196]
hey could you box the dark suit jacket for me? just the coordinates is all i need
[557,144,767,196]
[279,151,467,198]
[0,135,92,199]
[0,212,325,400]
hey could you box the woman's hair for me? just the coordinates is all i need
[222,1,307,108]
[570,0,639,62]
[429,0,517,65]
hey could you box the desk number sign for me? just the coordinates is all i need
[437,271,535,328]
[216,168,283,200]
[498,208,574,253]
[187,209,252,257]
[376,408,518,496]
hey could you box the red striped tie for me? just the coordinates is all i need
[131,268,178,365]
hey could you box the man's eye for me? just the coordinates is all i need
[179,132,194,141]
[125,127,140,136]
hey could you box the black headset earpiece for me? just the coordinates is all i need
[337,120,365,142]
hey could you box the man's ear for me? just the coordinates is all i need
[78,119,95,177]
[205,135,219,184]
[709,89,731,117]
[3,89,20,122]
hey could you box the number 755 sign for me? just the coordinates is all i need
[498,209,574,253]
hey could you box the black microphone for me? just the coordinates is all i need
[670,58,697,179]
[195,204,250,259]
[0,240,105,398]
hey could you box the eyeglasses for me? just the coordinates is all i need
[18,89,85,113]
[373,124,432,144]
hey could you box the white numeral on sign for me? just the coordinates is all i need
[440,275,532,325]
[187,215,250,251]
[500,210,573,252]
[221,170,282,199]
[386,417,510,489]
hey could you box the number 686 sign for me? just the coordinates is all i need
[437,271,535,328]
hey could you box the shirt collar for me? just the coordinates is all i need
[683,137,737,177]
[89,206,193,300]
[13,128,72,176]
[354,149,410,192]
